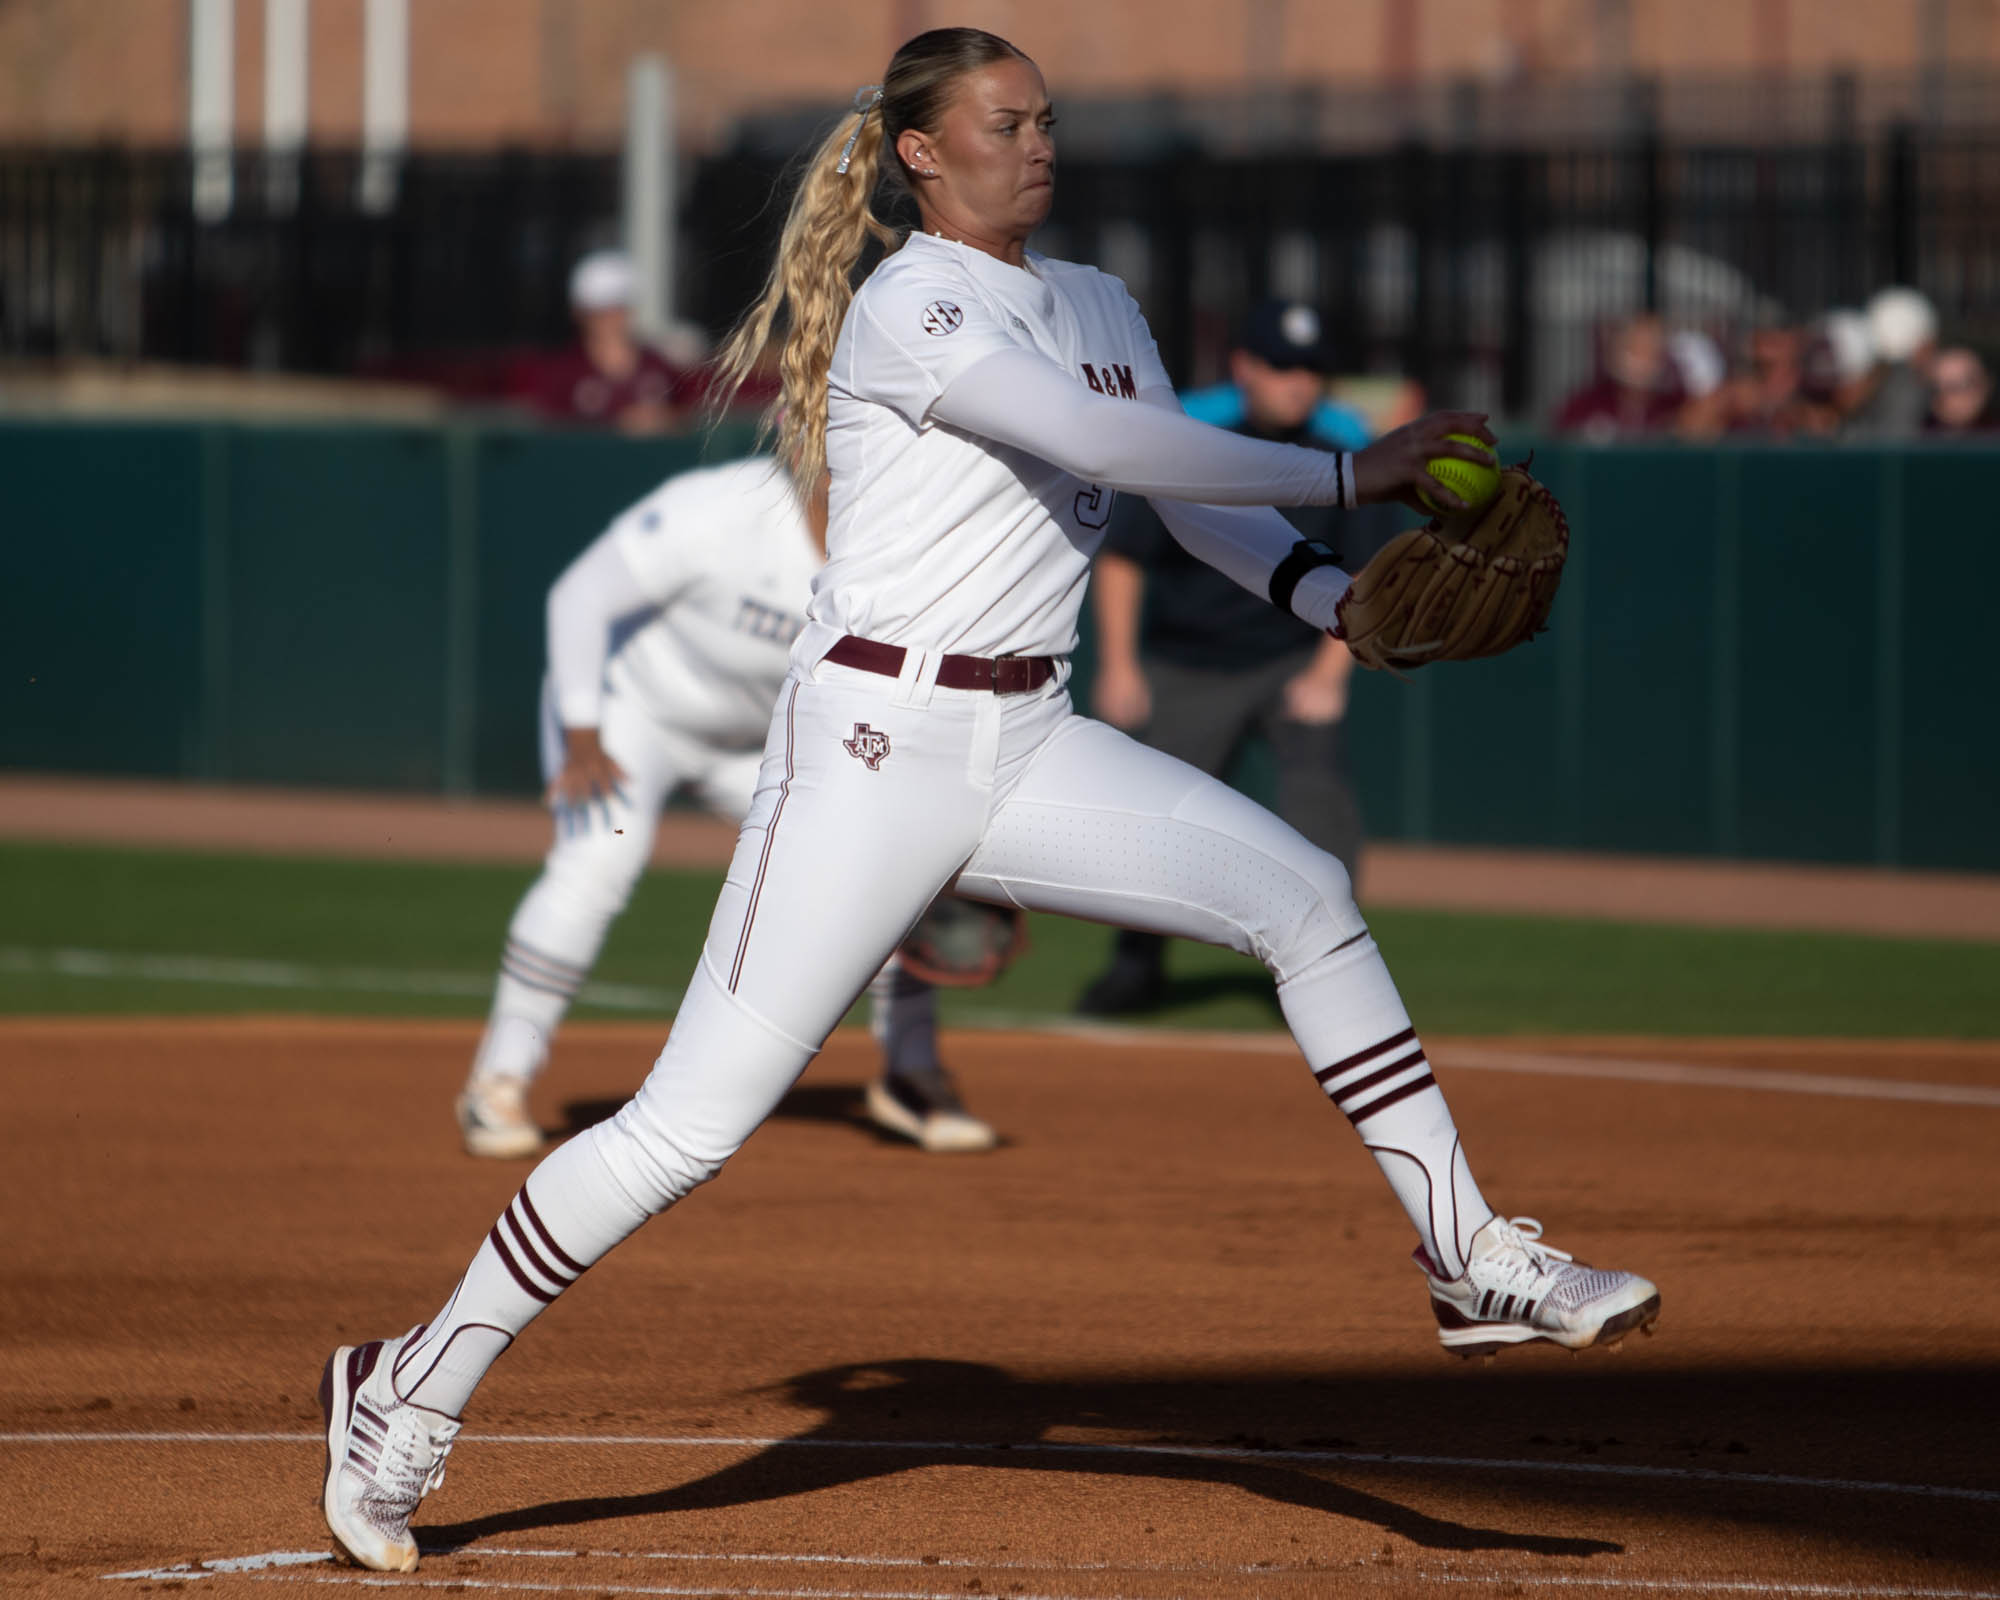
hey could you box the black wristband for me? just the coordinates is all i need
[1267,538,1345,615]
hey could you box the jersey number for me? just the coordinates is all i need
[1074,483,1115,530]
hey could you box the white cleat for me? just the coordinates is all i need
[455,1074,544,1160]
[865,1066,999,1153]
[1425,1216,1661,1359]
[318,1330,460,1572]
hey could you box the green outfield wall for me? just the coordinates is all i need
[4,420,1994,870]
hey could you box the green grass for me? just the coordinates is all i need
[1,840,1995,1036]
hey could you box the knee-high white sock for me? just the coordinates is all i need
[392,1129,651,1417]
[406,959,822,1418]
[868,956,940,1076]
[1277,934,1493,1279]
[469,881,617,1084]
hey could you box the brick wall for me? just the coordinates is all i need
[2,0,1996,147]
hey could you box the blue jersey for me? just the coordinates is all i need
[1177,384,1372,451]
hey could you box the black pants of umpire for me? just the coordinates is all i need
[1093,644,1366,989]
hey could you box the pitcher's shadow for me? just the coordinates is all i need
[420,1357,1619,1559]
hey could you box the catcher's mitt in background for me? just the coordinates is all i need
[896,895,1029,988]
[1333,464,1569,673]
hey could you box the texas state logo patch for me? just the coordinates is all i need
[920,300,963,337]
[843,723,892,770]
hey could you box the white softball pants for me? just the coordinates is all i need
[399,647,1487,1414]
[586,649,1398,1214]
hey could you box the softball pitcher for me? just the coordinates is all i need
[320,29,1659,1572]
[457,455,997,1158]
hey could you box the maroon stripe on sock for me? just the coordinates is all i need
[487,1222,556,1304]
[515,1186,588,1277]
[1328,1049,1427,1107]
[497,963,578,1000]
[1345,1071,1438,1126]
[1312,1026,1417,1085]
[501,949,587,996]
[501,1205,570,1294]
[506,938,590,981]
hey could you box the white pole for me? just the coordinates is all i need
[623,54,676,338]
[263,0,309,210]
[189,0,235,222]
[360,0,409,214]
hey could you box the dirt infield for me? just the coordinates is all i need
[7,773,2000,939]
[3,1017,1995,1597]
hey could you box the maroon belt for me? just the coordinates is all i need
[825,634,1059,695]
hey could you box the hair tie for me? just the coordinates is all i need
[835,84,884,175]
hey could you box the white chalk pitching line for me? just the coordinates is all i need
[96,1543,2000,1599]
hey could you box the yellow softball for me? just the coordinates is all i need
[1418,433,1501,514]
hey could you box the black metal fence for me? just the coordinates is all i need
[0,147,620,381]
[6,118,1999,416]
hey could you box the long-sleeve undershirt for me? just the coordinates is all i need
[930,350,1353,632]
[931,347,1354,510]
[545,531,658,728]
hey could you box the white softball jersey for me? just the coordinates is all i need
[633,234,1377,1054]
[572,456,821,748]
[809,232,1353,668]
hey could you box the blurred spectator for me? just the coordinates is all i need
[508,250,690,433]
[1667,328,1730,437]
[1553,313,1684,438]
[1730,324,1807,436]
[1926,346,2000,433]
[1792,309,1875,436]
[1845,286,1940,439]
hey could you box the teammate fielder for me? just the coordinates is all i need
[456,456,996,1159]
[320,29,1660,1571]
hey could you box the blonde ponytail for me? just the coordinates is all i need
[709,90,899,498]
[709,30,1032,500]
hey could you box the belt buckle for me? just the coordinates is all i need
[992,656,1033,694]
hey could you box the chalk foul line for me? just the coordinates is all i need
[6,945,1996,1108]
[1022,1019,2000,1109]
[0,945,680,1013]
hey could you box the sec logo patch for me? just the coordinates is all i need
[921,300,964,337]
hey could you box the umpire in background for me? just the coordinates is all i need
[1078,299,1401,1016]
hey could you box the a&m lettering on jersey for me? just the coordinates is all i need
[843,724,892,770]
[1074,365,1135,528]
[1081,363,1137,398]
[735,597,805,644]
